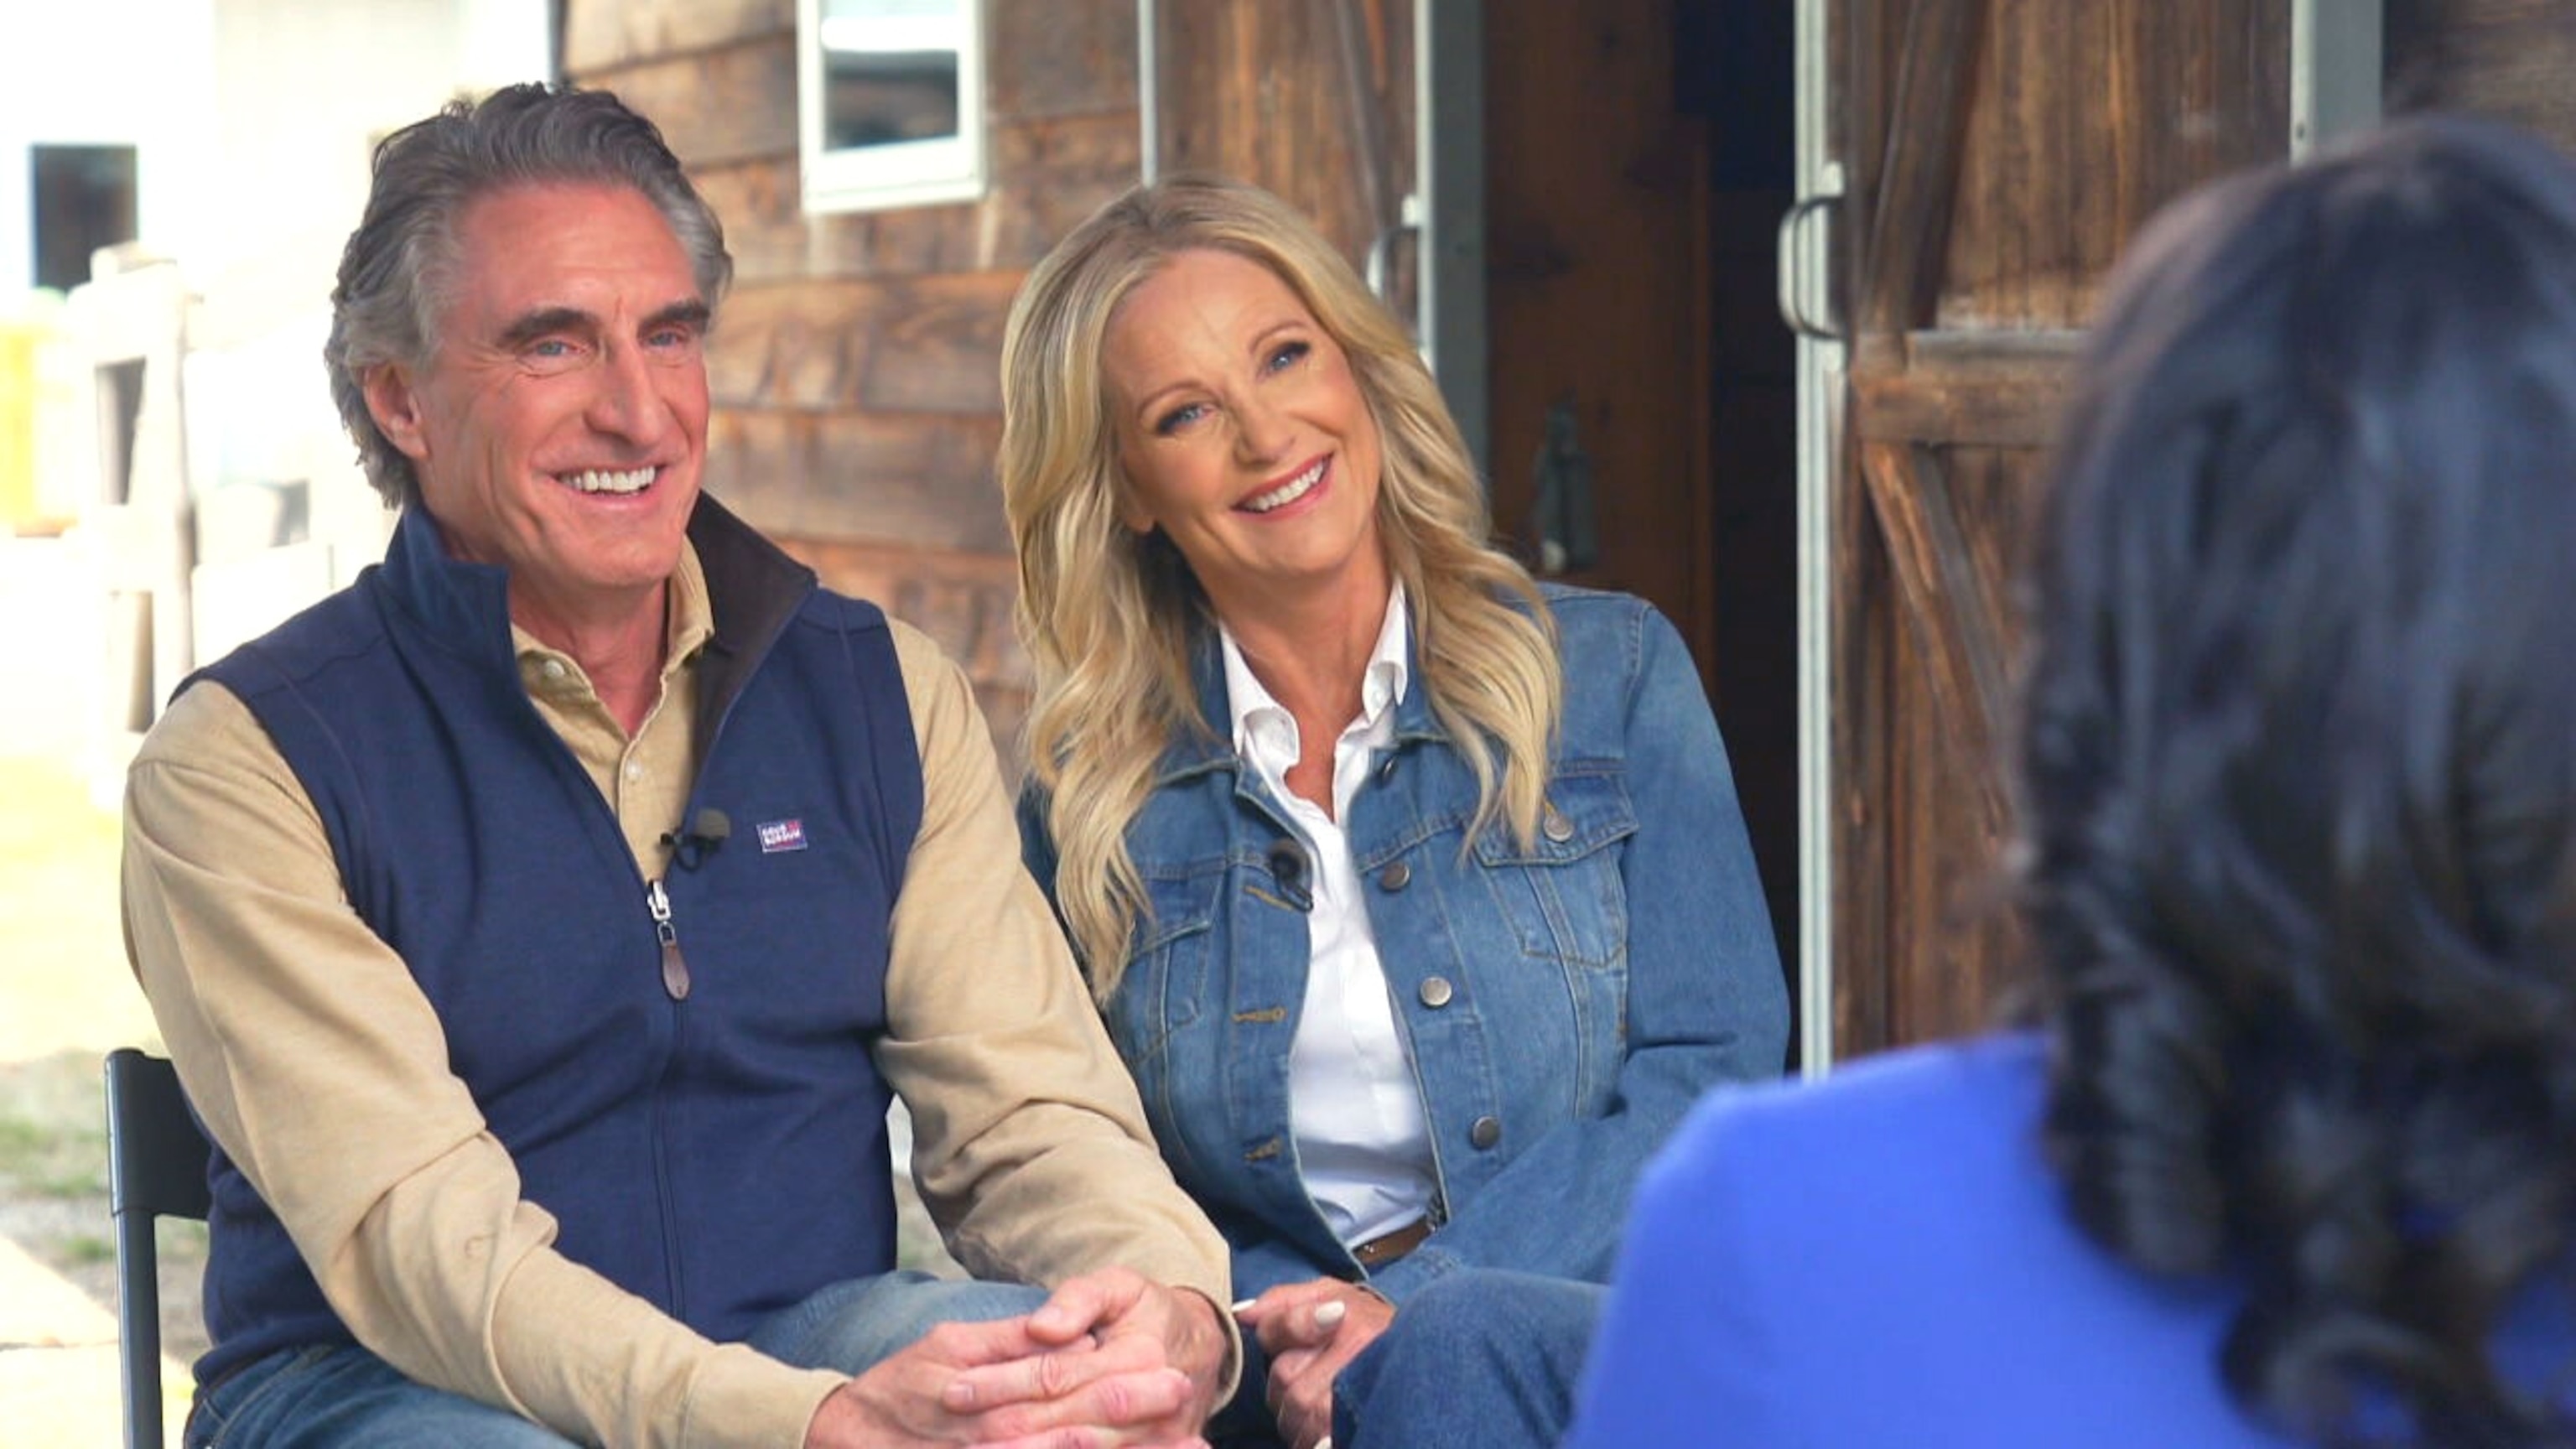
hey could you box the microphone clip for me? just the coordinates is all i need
[661,808,732,871]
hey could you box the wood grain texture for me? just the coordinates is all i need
[1150,0,1415,267]
[989,0,1140,121]
[2388,0,2576,146]
[693,112,1140,287]
[704,408,1008,553]
[773,533,1030,768]
[1830,0,2288,1057]
[576,37,798,169]
[1939,0,2288,330]
[709,273,1020,413]
[1851,330,2082,449]
[1857,0,1987,337]
[563,0,788,74]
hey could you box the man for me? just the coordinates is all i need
[121,83,1231,1448]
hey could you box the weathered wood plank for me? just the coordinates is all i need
[771,533,1030,767]
[1850,329,2082,448]
[2389,0,2576,148]
[693,112,1140,287]
[1151,0,1414,267]
[1940,0,2288,330]
[1857,0,1987,336]
[562,0,789,75]
[709,273,1021,414]
[579,39,797,169]
[705,408,1008,553]
[1832,397,1896,1057]
[989,0,1139,122]
[1856,441,2011,841]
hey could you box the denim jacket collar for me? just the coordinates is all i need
[1152,616,1453,792]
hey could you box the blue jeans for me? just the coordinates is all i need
[1217,1269,1603,1449]
[184,1271,1046,1447]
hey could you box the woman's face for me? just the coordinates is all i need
[1100,247,1388,621]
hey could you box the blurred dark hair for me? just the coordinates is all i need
[2023,113,2576,1446]
[323,82,731,506]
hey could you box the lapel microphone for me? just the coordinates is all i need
[662,808,732,871]
[1266,838,1313,912]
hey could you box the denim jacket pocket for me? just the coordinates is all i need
[1468,769,1639,971]
[1106,866,1223,1167]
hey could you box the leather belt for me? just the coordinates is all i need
[1350,1217,1432,1269]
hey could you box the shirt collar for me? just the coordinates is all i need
[1218,584,1411,757]
[510,539,715,684]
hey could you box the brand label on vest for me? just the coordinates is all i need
[757,818,808,854]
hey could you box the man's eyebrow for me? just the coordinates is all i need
[491,299,709,351]
[494,306,597,351]
[645,299,713,335]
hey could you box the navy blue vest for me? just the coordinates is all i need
[185,497,920,1385]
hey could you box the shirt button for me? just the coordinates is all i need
[539,659,568,681]
[1418,976,1454,1009]
[1379,861,1412,891]
[1543,803,1575,843]
[623,761,645,782]
[1469,1115,1503,1150]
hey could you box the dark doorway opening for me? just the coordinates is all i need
[1483,2,1802,1058]
[31,143,139,293]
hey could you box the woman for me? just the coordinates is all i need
[1000,174,1789,1449]
[1566,114,2576,1448]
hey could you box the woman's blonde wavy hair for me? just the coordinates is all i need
[1000,174,1562,1000]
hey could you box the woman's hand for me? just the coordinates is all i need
[1233,1279,1395,1449]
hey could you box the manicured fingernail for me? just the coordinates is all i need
[1315,1300,1346,1328]
[1231,1298,1258,1314]
[1317,1438,1334,1449]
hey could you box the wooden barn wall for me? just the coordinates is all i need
[1831,0,2292,1053]
[563,0,1146,756]
[1149,0,1417,270]
[2386,0,2576,146]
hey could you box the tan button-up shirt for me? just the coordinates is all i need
[122,543,1231,1448]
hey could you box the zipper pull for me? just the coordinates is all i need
[647,878,692,1000]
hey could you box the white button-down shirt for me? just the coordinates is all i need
[1220,586,1437,1247]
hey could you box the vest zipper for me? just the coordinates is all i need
[647,878,692,1000]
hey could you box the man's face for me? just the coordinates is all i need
[364,182,710,640]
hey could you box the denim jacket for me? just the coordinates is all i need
[1019,585,1789,1305]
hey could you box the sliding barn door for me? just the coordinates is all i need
[1816,0,2293,1057]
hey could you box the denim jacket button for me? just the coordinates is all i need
[1418,976,1454,1009]
[1542,803,1575,843]
[1469,1115,1503,1150]
[1375,755,1398,782]
[1378,861,1412,891]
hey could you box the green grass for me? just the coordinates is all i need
[57,1232,112,1266]
[0,1075,109,1200]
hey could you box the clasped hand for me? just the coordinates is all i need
[1234,1279,1395,1449]
[804,1267,1229,1449]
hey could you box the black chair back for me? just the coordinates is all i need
[105,1047,212,1449]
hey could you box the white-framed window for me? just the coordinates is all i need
[796,0,987,215]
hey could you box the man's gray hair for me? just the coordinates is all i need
[324,83,733,506]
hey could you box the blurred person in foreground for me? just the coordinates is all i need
[999,174,1789,1449]
[1566,112,2576,1448]
[121,82,1235,1448]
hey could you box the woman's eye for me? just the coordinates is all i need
[1265,340,1311,371]
[1154,402,1208,436]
